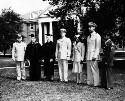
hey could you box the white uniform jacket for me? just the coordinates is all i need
[55,37,71,60]
[86,32,101,60]
[72,42,85,62]
[12,42,26,61]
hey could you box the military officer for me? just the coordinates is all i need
[86,22,101,87]
[55,28,71,82]
[42,33,56,81]
[24,34,42,81]
[12,34,26,81]
[100,35,115,89]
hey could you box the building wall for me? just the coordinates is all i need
[21,22,39,45]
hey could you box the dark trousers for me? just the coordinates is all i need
[44,60,54,79]
[29,60,41,81]
[100,62,113,88]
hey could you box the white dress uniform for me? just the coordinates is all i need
[72,42,85,73]
[86,32,101,86]
[55,37,71,82]
[12,41,26,80]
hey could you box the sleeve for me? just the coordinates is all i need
[67,38,72,57]
[24,43,27,51]
[81,43,85,61]
[24,44,30,60]
[50,42,56,59]
[55,40,59,59]
[72,44,74,61]
[93,34,101,58]
[38,43,42,60]
[41,44,44,60]
[12,43,15,61]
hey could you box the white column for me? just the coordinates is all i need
[49,21,53,41]
[44,24,47,43]
[77,16,81,33]
[39,22,42,45]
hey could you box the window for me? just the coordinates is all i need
[30,23,34,30]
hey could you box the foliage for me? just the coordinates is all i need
[49,0,125,45]
[0,8,23,54]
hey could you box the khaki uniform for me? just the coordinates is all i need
[12,42,26,80]
[55,37,71,81]
[86,32,101,86]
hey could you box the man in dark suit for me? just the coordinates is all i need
[42,34,56,81]
[24,34,42,81]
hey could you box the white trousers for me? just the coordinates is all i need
[87,60,99,86]
[58,59,68,81]
[16,61,26,80]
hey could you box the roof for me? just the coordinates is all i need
[21,10,43,20]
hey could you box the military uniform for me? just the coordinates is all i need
[100,39,115,89]
[86,31,101,86]
[55,36,71,82]
[12,40,26,80]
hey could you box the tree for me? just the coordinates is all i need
[0,8,23,57]
[49,0,125,45]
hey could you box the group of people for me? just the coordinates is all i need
[12,22,116,90]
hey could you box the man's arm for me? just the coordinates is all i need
[55,40,59,60]
[12,43,15,61]
[93,34,101,59]
[67,38,71,60]
[81,43,85,61]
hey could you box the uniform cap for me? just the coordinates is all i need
[45,33,53,36]
[17,34,22,39]
[75,34,80,38]
[88,22,97,27]
[29,34,37,37]
[60,28,67,33]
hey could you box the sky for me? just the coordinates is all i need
[0,0,49,15]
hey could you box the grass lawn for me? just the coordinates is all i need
[0,58,125,101]
[0,58,16,68]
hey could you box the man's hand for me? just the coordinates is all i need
[92,57,96,61]
[67,56,70,60]
[42,60,44,62]
[55,57,58,61]
[50,59,53,62]
[12,58,15,61]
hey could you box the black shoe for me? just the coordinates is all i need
[63,81,68,83]
[77,83,80,85]
[93,85,102,88]
[46,78,51,81]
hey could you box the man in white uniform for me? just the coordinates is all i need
[55,28,71,82]
[12,34,26,81]
[86,22,101,87]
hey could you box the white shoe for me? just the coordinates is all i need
[17,77,21,81]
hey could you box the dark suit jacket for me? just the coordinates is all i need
[42,41,56,61]
[102,39,115,66]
